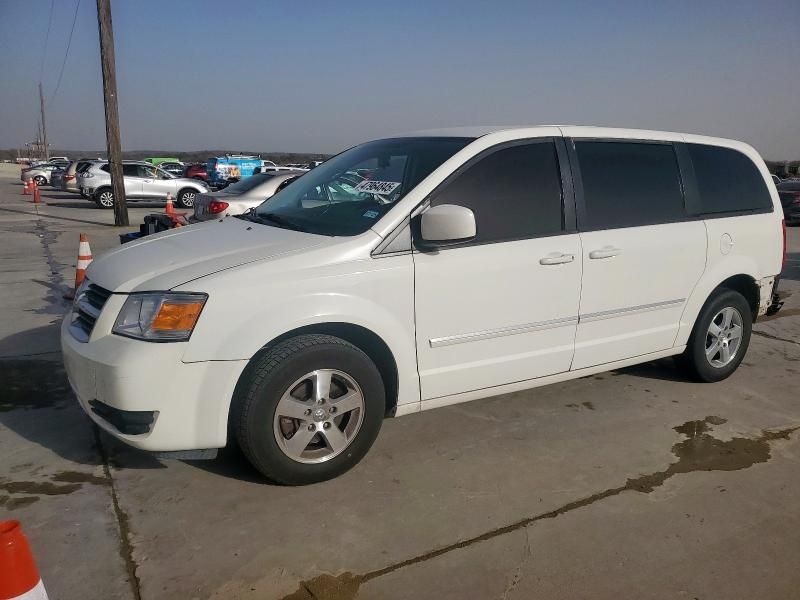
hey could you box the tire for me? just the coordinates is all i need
[177,189,196,208]
[232,334,385,485]
[680,289,752,382]
[94,188,114,209]
[34,175,47,186]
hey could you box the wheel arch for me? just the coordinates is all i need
[236,323,400,418]
[676,266,760,347]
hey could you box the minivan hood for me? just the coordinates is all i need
[86,217,328,293]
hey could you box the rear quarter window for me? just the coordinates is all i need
[687,144,772,215]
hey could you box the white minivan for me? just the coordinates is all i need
[62,126,785,484]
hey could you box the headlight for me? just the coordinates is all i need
[112,292,207,341]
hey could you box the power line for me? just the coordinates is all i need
[39,0,55,83]
[50,0,82,106]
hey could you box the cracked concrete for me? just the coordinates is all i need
[2,164,800,600]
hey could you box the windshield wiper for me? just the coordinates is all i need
[245,212,305,232]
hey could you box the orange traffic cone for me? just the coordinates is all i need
[0,520,49,599]
[165,193,175,216]
[21,179,32,195]
[63,234,93,300]
[32,181,41,204]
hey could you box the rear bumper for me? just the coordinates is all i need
[60,315,247,451]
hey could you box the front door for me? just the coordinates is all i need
[568,139,706,370]
[414,138,582,401]
[138,165,176,200]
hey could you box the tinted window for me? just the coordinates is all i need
[430,141,563,244]
[576,141,684,229]
[122,164,139,177]
[687,144,772,214]
[778,181,800,191]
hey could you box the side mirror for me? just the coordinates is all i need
[419,204,476,247]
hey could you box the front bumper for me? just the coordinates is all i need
[60,305,247,451]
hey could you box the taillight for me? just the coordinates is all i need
[65,175,75,181]
[782,219,787,268]
[791,191,800,205]
[207,200,229,214]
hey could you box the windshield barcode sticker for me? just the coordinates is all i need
[355,180,400,195]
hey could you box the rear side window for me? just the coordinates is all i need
[122,164,139,177]
[687,144,772,214]
[430,140,563,244]
[575,141,684,230]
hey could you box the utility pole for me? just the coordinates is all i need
[96,0,128,226]
[38,83,49,161]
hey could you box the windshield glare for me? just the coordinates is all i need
[253,137,472,236]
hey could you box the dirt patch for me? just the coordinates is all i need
[283,573,363,600]
[0,359,71,411]
[52,470,109,486]
[283,416,798,598]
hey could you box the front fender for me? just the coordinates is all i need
[178,254,420,406]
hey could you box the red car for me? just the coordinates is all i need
[183,163,208,182]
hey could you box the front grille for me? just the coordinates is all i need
[70,283,112,342]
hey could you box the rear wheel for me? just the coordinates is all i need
[34,175,47,186]
[232,334,385,485]
[177,189,196,208]
[680,289,752,382]
[94,188,114,209]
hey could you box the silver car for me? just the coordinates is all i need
[20,163,63,186]
[80,161,209,209]
[191,171,303,221]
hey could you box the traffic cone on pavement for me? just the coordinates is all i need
[165,193,175,216]
[63,234,93,300]
[21,180,31,195]
[0,520,49,600]
[32,181,41,204]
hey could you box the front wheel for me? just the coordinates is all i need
[94,188,114,209]
[34,175,47,186]
[177,189,196,208]
[680,289,752,382]
[232,334,385,485]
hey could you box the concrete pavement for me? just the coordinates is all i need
[1,163,799,600]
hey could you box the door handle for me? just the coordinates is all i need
[589,246,622,259]
[539,253,575,265]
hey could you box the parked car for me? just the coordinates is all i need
[62,126,784,485]
[206,155,261,187]
[191,171,304,221]
[50,156,69,161]
[159,162,185,177]
[79,161,209,208]
[143,157,181,166]
[20,163,63,185]
[50,168,66,189]
[60,159,101,195]
[777,181,800,225]
[183,163,208,182]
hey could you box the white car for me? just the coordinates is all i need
[191,171,304,221]
[62,126,785,485]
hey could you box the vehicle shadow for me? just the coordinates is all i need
[0,324,164,470]
[782,252,799,282]
[613,357,688,382]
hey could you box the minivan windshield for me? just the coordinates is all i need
[251,137,472,236]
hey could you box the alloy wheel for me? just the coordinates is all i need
[273,369,365,464]
[705,306,743,368]
[98,191,114,208]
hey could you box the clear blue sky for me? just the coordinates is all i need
[0,0,798,158]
